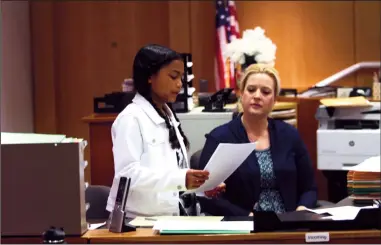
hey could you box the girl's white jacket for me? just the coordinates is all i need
[106,93,189,217]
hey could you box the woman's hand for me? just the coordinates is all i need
[186,169,209,189]
[296,206,307,211]
[204,183,226,197]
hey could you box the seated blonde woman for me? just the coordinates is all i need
[197,64,317,216]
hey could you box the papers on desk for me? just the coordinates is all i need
[152,220,253,234]
[305,205,377,220]
[344,155,381,173]
[1,132,84,144]
[345,156,381,201]
[88,222,106,230]
[184,143,256,194]
[319,96,372,108]
[129,216,223,227]
[130,216,253,235]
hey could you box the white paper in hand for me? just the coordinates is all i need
[184,143,256,194]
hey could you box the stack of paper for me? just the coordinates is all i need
[346,156,381,200]
[319,96,372,108]
[1,132,83,144]
[152,220,253,234]
[306,205,376,221]
[129,216,223,227]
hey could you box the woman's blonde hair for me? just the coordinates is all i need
[239,63,281,96]
[237,64,281,113]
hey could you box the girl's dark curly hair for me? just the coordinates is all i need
[133,44,189,150]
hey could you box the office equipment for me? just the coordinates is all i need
[93,91,135,113]
[109,177,136,233]
[172,53,195,113]
[315,101,380,202]
[202,88,235,112]
[337,87,373,98]
[316,101,380,171]
[1,132,88,236]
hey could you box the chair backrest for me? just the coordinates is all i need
[85,185,111,222]
[232,111,240,119]
[190,149,203,169]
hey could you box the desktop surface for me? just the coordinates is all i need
[82,228,381,244]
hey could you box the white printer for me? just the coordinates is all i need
[316,102,381,171]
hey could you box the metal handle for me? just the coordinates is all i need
[316,62,380,87]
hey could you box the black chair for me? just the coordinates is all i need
[190,149,334,209]
[85,185,111,223]
[190,149,203,170]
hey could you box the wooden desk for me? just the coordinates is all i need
[3,229,380,244]
[82,228,381,244]
[1,236,86,244]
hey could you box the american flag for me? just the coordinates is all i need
[215,0,240,90]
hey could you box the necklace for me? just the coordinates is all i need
[241,116,268,143]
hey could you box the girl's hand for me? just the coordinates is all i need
[186,169,209,189]
[204,183,226,197]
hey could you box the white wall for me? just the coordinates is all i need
[1,1,34,132]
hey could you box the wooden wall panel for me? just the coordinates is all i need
[190,1,215,92]
[52,1,170,136]
[354,1,381,62]
[235,1,356,89]
[31,1,171,183]
[354,1,381,87]
[30,2,57,134]
[168,1,191,53]
[30,1,380,186]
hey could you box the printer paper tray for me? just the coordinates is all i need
[317,154,378,171]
